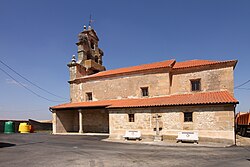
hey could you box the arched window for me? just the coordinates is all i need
[87,54,91,60]
[90,41,95,50]
[94,56,98,63]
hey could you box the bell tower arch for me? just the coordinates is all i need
[76,25,105,75]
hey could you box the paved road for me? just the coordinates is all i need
[0,133,250,167]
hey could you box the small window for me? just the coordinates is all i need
[94,56,98,63]
[191,79,201,91]
[128,114,134,122]
[90,41,95,50]
[87,54,92,60]
[184,112,193,122]
[141,87,149,97]
[86,92,93,101]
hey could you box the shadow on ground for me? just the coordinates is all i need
[237,133,250,138]
[0,142,16,148]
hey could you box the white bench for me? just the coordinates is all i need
[123,130,141,140]
[176,132,199,144]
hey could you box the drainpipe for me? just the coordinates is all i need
[234,104,237,146]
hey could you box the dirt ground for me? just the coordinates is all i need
[236,134,250,146]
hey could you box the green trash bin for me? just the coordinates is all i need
[4,121,14,134]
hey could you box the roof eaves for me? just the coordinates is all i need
[173,60,238,70]
[53,105,110,110]
[107,101,238,109]
[50,91,238,110]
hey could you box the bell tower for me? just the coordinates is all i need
[76,25,105,74]
[68,25,106,81]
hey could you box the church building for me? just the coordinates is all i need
[50,26,238,144]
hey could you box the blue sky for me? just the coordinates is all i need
[0,0,249,120]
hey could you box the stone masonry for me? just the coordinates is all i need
[109,105,235,143]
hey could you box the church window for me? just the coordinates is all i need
[184,112,193,122]
[128,114,135,122]
[86,92,93,101]
[87,54,92,60]
[141,87,149,97]
[90,41,95,50]
[95,56,98,63]
[191,79,201,91]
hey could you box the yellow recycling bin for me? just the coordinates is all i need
[18,123,30,133]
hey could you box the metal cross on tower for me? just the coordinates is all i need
[88,14,94,28]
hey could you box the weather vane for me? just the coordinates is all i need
[88,14,94,28]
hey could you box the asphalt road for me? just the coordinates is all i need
[0,133,250,167]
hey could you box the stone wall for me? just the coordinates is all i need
[56,110,78,133]
[109,109,152,137]
[82,109,109,133]
[70,72,170,102]
[28,119,52,131]
[109,104,235,143]
[170,67,234,95]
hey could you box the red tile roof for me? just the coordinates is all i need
[50,91,238,110]
[72,59,237,82]
[82,59,175,80]
[173,59,237,69]
[50,100,111,110]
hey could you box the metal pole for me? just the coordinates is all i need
[234,105,237,146]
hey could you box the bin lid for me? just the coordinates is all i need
[20,122,28,126]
